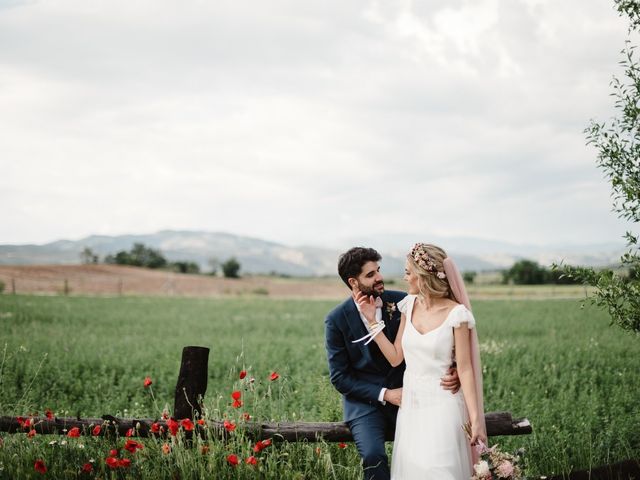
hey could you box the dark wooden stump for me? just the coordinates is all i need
[173,346,209,420]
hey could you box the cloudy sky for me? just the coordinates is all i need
[0,0,635,248]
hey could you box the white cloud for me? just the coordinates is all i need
[0,0,634,248]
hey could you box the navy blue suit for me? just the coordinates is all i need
[325,289,407,480]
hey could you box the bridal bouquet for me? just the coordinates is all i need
[463,423,524,479]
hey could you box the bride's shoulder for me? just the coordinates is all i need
[447,303,476,329]
[396,294,417,313]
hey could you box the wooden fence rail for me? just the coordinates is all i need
[0,346,532,441]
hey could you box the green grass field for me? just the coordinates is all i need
[0,294,638,479]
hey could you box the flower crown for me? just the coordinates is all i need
[410,243,447,279]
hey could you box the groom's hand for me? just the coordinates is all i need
[440,367,460,394]
[383,388,402,406]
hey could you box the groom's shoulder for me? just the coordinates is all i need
[383,290,407,302]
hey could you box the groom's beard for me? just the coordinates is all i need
[357,280,384,297]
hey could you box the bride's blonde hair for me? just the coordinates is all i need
[407,243,453,300]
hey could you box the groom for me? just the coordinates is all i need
[325,247,459,480]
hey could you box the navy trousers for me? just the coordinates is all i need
[347,406,398,480]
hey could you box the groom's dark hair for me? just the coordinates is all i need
[338,247,382,288]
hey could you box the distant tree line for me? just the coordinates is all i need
[80,243,241,278]
[503,260,582,285]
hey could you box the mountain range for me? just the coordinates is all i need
[0,230,626,276]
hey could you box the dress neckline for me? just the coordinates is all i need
[408,296,464,336]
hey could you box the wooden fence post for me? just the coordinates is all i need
[174,346,210,420]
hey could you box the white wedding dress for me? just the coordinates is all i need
[391,295,474,480]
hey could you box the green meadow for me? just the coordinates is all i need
[0,294,638,479]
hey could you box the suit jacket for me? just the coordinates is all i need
[325,289,407,422]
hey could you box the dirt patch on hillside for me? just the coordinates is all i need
[0,265,346,299]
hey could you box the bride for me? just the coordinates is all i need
[354,243,486,479]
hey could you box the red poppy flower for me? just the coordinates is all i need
[245,455,258,466]
[143,376,153,388]
[45,409,54,420]
[269,372,279,381]
[151,422,160,433]
[223,420,236,432]
[125,428,134,437]
[27,429,36,438]
[34,459,47,474]
[226,454,239,466]
[105,457,119,469]
[17,416,25,428]
[67,427,80,438]
[180,418,194,431]
[253,438,272,453]
[124,439,143,453]
[231,390,243,408]
[167,418,179,436]
[92,425,101,436]
[118,458,131,468]
[338,442,347,449]
[23,418,33,429]
[242,412,251,421]
[109,449,119,457]
[82,462,93,473]
[197,418,205,426]
[239,370,247,379]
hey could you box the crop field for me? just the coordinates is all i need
[0,293,638,479]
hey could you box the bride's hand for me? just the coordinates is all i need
[351,288,377,323]
[469,422,487,447]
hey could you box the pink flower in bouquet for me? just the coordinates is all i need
[497,460,514,478]
[474,460,490,478]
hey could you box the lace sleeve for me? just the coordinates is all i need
[396,295,414,314]
[449,305,476,329]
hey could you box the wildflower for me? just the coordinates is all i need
[162,443,171,455]
[242,412,251,421]
[338,442,347,449]
[78,444,85,449]
[223,420,236,432]
[143,376,153,388]
[68,427,81,438]
[150,422,160,434]
[239,370,247,379]
[124,439,143,453]
[269,372,279,381]
[34,459,47,474]
[92,425,101,436]
[109,449,119,457]
[167,418,179,436]
[27,429,36,438]
[226,454,239,466]
[253,439,272,452]
[82,463,93,473]
[23,418,33,429]
[197,418,205,426]
[125,428,134,437]
[245,455,258,466]
[45,409,54,420]
[105,457,119,469]
[16,416,25,428]
[118,458,131,468]
[161,408,170,420]
[231,390,243,408]
[48,440,58,446]
[180,418,194,431]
